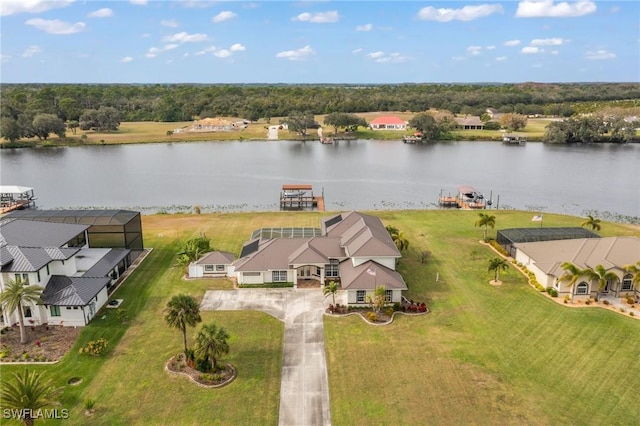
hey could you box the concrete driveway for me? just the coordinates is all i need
[200,288,332,426]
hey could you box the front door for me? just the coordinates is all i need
[603,280,611,293]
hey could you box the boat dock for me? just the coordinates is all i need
[0,186,37,214]
[280,184,325,211]
[438,186,487,209]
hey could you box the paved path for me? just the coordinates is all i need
[200,289,332,426]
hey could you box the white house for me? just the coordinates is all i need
[0,219,133,327]
[225,212,407,304]
[189,251,235,278]
[514,236,640,301]
[369,115,407,131]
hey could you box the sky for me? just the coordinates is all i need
[0,0,638,84]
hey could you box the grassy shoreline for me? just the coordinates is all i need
[1,210,638,425]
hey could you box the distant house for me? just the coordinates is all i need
[201,212,407,304]
[0,217,139,327]
[189,251,235,278]
[190,118,237,132]
[454,116,484,130]
[485,108,503,120]
[369,115,407,131]
[514,236,640,301]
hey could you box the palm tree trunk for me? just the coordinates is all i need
[18,311,27,344]
[181,327,188,356]
[23,415,34,426]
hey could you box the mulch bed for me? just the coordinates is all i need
[326,301,429,324]
[0,325,80,363]
[166,354,236,388]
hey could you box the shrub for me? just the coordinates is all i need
[393,302,401,311]
[199,373,214,382]
[602,299,610,305]
[564,295,570,304]
[626,296,635,305]
[546,288,558,297]
[630,312,635,317]
[619,307,625,313]
[79,338,108,356]
[488,240,509,257]
[196,357,211,373]
[366,312,378,322]
[585,299,592,305]
[84,398,96,411]
[385,307,394,317]
[115,309,129,323]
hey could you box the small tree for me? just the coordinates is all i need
[193,323,230,372]
[581,214,601,231]
[386,225,409,252]
[0,278,43,344]
[164,294,202,358]
[474,213,496,241]
[367,285,387,314]
[177,235,211,268]
[0,369,61,426]
[323,280,339,306]
[488,258,509,282]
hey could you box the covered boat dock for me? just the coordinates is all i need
[0,186,37,214]
[280,184,324,211]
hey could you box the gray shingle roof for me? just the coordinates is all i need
[339,260,407,290]
[195,251,235,265]
[42,276,110,306]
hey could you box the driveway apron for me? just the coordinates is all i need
[200,288,331,426]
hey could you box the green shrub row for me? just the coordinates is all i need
[238,283,294,288]
[488,240,509,257]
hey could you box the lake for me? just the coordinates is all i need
[1,140,638,222]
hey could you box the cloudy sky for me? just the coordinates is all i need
[1,0,637,83]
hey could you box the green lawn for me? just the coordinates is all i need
[1,210,638,425]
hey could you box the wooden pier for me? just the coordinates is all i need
[280,184,325,211]
[438,186,487,210]
[0,186,37,215]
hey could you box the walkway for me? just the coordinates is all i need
[200,288,332,426]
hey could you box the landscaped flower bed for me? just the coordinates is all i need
[166,353,236,388]
[326,300,429,324]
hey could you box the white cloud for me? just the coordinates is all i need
[214,49,231,58]
[467,46,483,56]
[496,56,507,61]
[195,46,217,55]
[365,51,408,63]
[145,44,179,58]
[161,19,179,28]
[292,11,340,23]
[163,32,208,43]
[504,39,521,46]
[22,45,42,57]
[276,45,315,61]
[417,4,504,22]
[584,49,616,60]
[25,18,86,35]
[87,8,113,18]
[1,0,74,17]
[367,51,385,59]
[485,45,496,50]
[352,48,363,54]
[521,46,543,54]
[130,0,148,5]
[515,0,596,18]
[212,11,237,23]
[530,37,566,46]
[1,54,11,63]
[230,43,245,52]
[550,50,559,55]
[356,23,373,32]
[121,56,133,63]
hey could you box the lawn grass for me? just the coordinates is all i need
[1,210,638,425]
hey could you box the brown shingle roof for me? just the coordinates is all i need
[339,260,407,290]
[195,251,235,265]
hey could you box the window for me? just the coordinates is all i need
[316,266,321,276]
[325,259,339,278]
[50,306,61,317]
[356,290,366,303]
[622,274,633,291]
[204,265,214,272]
[576,281,589,295]
[272,270,287,282]
[23,306,32,318]
[216,265,225,271]
[385,290,393,302]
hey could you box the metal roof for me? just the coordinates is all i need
[42,276,110,306]
[0,219,88,247]
[1,246,79,272]
[0,185,34,194]
[83,249,131,277]
[4,209,140,226]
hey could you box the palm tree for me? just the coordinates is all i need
[0,368,61,426]
[487,257,509,282]
[193,323,230,372]
[558,262,594,299]
[591,264,619,300]
[0,278,43,344]
[624,261,640,289]
[164,294,202,357]
[474,213,496,241]
[581,214,601,231]
[323,280,339,306]
[386,225,409,252]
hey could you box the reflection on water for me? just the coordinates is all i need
[1,140,638,222]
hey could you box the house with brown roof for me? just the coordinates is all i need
[195,212,407,304]
[453,116,484,130]
[188,251,235,278]
[369,115,408,131]
[514,237,640,301]
[190,117,237,132]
